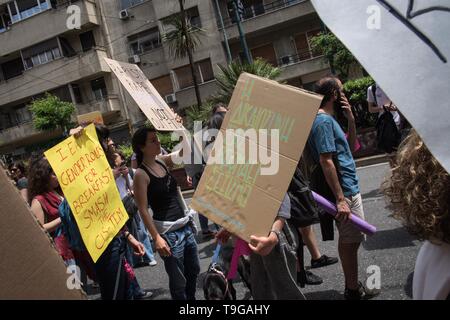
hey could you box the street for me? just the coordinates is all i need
[87,162,420,300]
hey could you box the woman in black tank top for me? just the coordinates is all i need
[132,127,200,300]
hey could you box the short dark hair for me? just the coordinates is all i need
[132,127,157,167]
[211,103,227,115]
[314,76,341,107]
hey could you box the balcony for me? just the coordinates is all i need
[75,95,122,116]
[0,48,110,107]
[277,51,329,81]
[175,80,218,109]
[0,0,99,56]
[222,0,314,40]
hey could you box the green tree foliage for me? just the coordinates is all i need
[309,32,357,81]
[28,93,75,133]
[214,58,282,104]
[184,101,214,130]
[343,76,378,128]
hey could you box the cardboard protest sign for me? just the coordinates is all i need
[104,58,183,131]
[44,124,128,262]
[0,169,85,299]
[191,73,321,242]
[77,111,104,125]
[310,0,450,173]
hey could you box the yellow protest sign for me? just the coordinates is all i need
[44,124,128,262]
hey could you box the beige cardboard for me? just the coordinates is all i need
[0,169,85,300]
[104,58,183,131]
[191,73,321,241]
[77,111,104,125]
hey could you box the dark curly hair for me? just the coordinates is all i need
[382,130,450,244]
[27,153,54,204]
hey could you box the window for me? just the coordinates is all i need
[22,38,62,69]
[120,0,144,10]
[250,44,277,66]
[7,0,50,23]
[150,75,173,97]
[14,106,32,124]
[71,84,83,104]
[0,11,12,33]
[173,59,214,90]
[162,6,202,32]
[80,30,96,52]
[1,57,24,80]
[129,28,161,55]
[91,77,107,101]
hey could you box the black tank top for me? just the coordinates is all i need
[140,160,185,222]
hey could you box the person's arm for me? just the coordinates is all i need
[249,217,285,256]
[339,94,357,153]
[368,101,383,114]
[319,153,351,221]
[19,188,28,203]
[123,230,145,256]
[30,199,61,233]
[133,169,172,257]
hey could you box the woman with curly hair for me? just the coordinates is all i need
[28,153,75,265]
[383,130,450,300]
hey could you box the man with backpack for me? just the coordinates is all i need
[367,83,401,153]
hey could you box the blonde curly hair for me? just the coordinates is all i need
[383,130,450,244]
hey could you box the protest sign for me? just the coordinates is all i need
[0,169,85,299]
[191,73,321,242]
[45,124,127,262]
[77,111,104,125]
[104,58,183,131]
[311,0,450,173]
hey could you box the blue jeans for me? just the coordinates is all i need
[161,224,200,300]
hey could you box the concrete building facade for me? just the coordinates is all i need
[0,0,330,159]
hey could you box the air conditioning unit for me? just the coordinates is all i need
[280,55,292,65]
[129,54,141,64]
[119,9,129,20]
[165,93,177,104]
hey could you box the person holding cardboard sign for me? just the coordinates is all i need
[132,127,200,300]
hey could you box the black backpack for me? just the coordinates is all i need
[372,85,401,153]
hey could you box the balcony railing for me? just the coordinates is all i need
[276,49,323,67]
[222,0,305,27]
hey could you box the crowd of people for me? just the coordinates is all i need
[1,75,448,300]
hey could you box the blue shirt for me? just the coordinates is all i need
[307,113,359,197]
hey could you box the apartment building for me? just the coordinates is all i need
[0,0,330,159]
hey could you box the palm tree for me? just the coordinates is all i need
[213,58,282,104]
[162,0,204,107]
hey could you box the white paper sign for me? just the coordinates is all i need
[104,58,183,131]
[311,0,450,172]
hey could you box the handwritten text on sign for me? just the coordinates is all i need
[104,58,182,131]
[45,124,128,262]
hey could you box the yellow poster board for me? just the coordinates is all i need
[44,124,128,262]
[77,111,104,125]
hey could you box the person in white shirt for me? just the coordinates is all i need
[367,83,401,129]
[383,130,450,300]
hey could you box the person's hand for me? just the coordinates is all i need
[171,108,183,125]
[119,166,129,177]
[128,237,145,256]
[215,228,232,244]
[69,126,84,138]
[186,176,193,187]
[386,103,398,111]
[112,167,121,179]
[339,93,355,121]
[155,235,171,258]
[249,232,278,256]
[335,199,351,222]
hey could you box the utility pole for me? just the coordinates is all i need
[232,0,252,64]
[214,0,232,63]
